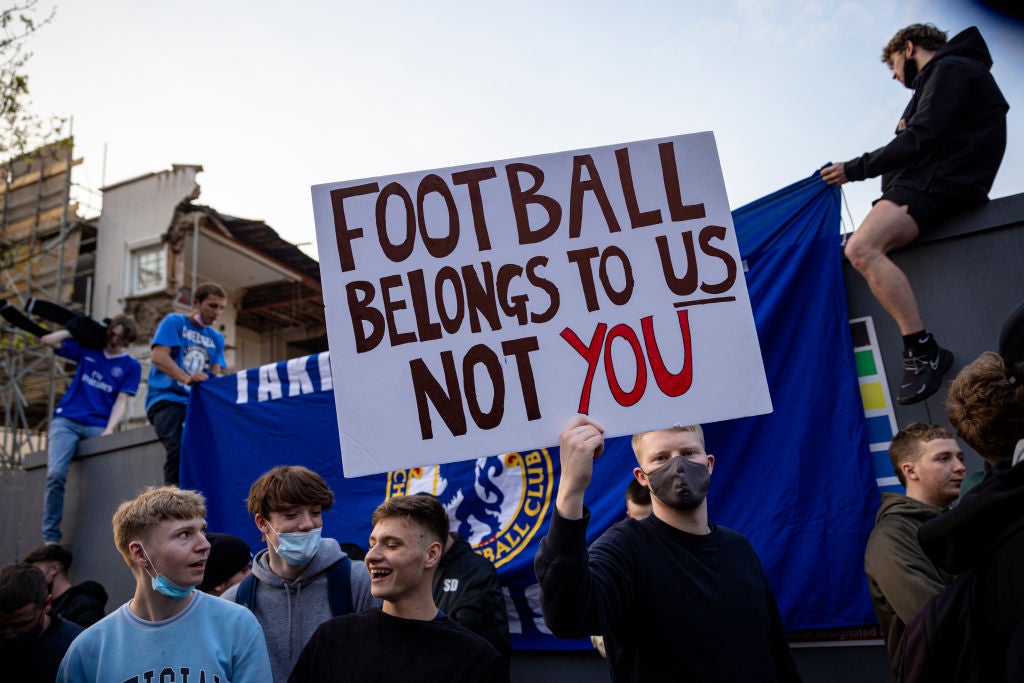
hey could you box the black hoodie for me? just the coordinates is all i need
[51,580,108,628]
[844,26,1009,201]
[917,455,1024,681]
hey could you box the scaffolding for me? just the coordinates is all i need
[0,138,92,470]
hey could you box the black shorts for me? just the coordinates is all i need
[874,186,980,232]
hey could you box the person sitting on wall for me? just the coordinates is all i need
[0,297,110,350]
[146,282,227,486]
[39,315,141,545]
[820,23,1008,405]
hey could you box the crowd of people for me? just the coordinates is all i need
[0,19,1020,683]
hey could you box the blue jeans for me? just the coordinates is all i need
[42,416,103,543]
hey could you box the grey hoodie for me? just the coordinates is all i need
[221,537,379,683]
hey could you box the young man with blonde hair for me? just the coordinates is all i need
[289,494,506,682]
[58,486,272,682]
[535,417,798,682]
[222,465,377,683]
[864,423,964,657]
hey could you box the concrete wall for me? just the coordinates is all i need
[0,426,165,609]
[843,192,1024,474]
[1,193,1019,682]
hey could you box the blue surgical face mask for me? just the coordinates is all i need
[140,545,196,600]
[267,523,323,566]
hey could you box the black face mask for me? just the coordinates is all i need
[902,57,919,90]
[643,456,710,511]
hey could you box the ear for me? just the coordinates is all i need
[424,540,443,569]
[633,466,649,488]
[706,454,715,475]
[128,540,150,571]
[41,561,60,583]
[42,593,53,615]
[254,513,270,539]
[901,461,918,481]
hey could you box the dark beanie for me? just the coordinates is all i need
[199,533,252,593]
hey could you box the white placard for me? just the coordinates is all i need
[312,132,771,476]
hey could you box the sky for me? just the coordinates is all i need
[20,0,1024,259]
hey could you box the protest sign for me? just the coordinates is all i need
[312,132,771,476]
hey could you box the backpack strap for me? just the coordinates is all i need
[234,572,258,611]
[327,556,352,616]
[234,557,351,616]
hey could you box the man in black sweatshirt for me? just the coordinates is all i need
[821,24,1008,405]
[535,417,800,682]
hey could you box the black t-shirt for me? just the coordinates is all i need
[288,607,507,683]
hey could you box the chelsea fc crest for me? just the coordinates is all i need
[385,450,553,567]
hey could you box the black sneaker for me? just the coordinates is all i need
[897,347,954,405]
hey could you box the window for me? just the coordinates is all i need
[130,244,166,295]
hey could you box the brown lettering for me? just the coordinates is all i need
[451,167,499,252]
[330,183,379,272]
[569,154,621,238]
[506,163,562,245]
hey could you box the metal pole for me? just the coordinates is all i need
[47,127,75,429]
[191,212,199,299]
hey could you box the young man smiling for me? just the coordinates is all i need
[58,486,272,682]
[864,423,965,658]
[535,416,799,682]
[288,494,506,683]
[222,466,377,683]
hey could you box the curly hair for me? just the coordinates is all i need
[882,23,948,64]
[946,352,1024,463]
[0,564,48,611]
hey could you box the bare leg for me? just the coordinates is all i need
[844,200,923,335]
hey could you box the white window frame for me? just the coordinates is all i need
[128,241,167,296]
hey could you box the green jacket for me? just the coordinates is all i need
[864,492,954,658]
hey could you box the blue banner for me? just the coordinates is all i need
[182,172,878,649]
